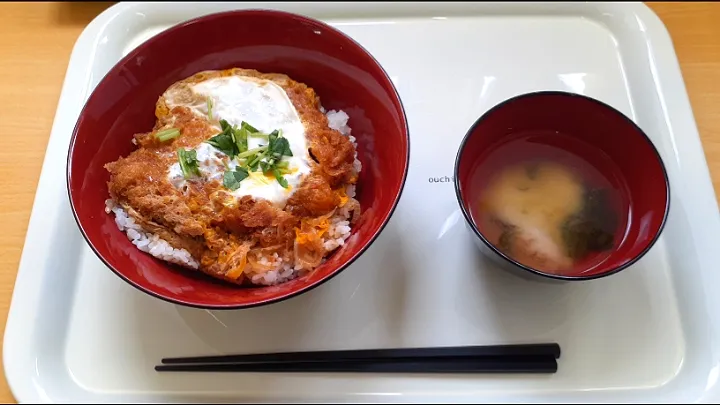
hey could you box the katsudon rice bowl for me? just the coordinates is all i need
[106,68,362,287]
[67,10,409,309]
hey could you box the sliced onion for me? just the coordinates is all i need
[294,237,324,270]
[224,243,250,280]
[344,198,361,224]
[247,244,283,274]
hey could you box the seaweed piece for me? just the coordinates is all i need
[561,187,618,260]
[493,218,517,255]
[525,162,540,180]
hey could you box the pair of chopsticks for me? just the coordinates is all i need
[155,343,560,374]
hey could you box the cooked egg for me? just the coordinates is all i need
[165,76,312,207]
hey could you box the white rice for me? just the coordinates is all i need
[326,110,351,136]
[248,253,296,286]
[107,109,359,286]
[105,200,200,269]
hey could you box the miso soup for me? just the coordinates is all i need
[472,132,629,275]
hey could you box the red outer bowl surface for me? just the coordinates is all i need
[454,91,670,281]
[67,10,409,309]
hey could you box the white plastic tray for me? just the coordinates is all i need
[6,1,720,403]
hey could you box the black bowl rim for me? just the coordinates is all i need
[453,90,671,281]
[66,9,411,310]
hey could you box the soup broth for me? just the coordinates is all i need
[470,132,629,276]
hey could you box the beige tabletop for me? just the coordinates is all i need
[0,2,718,402]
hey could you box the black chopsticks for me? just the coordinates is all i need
[155,343,560,374]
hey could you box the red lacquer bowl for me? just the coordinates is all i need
[455,91,669,281]
[67,10,409,309]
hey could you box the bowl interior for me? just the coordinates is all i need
[456,92,669,279]
[68,10,408,308]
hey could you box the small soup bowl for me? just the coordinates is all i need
[454,91,670,281]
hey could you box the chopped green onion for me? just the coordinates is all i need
[245,156,262,170]
[233,126,249,153]
[268,129,279,145]
[156,128,181,142]
[220,119,232,133]
[247,155,262,171]
[273,168,289,189]
[237,146,267,159]
[177,148,200,179]
[207,97,214,121]
[207,122,293,187]
[241,121,259,133]
[223,167,249,191]
[260,160,275,174]
[267,132,293,158]
[205,131,236,157]
[206,119,248,158]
